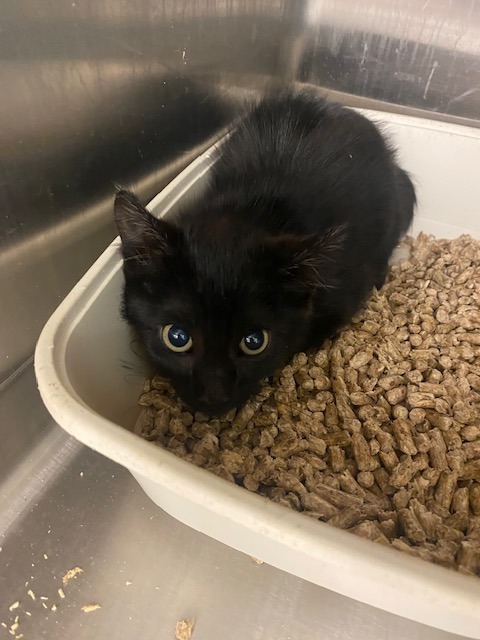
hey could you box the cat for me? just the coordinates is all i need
[114,90,416,415]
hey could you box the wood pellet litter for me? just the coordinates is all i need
[0,564,98,636]
[10,616,19,635]
[62,566,84,585]
[81,604,101,613]
[137,233,480,576]
[175,619,195,640]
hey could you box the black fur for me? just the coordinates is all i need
[114,91,416,414]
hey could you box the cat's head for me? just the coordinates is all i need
[114,190,344,415]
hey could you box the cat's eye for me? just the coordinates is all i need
[239,329,270,356]
[161,324,193,353]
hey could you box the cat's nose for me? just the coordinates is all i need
[200,388,230,406]
[198,377,231,406]
[194,366,235,407]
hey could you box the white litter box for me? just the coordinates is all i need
[35,109,480,638]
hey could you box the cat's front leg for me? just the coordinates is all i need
[305,312,344,351]
[374,264,389,291]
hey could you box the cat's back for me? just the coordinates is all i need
[216,92,330,173]
[211,91,390,186]
[206,91,398,236]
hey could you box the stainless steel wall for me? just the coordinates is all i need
[1,0,479,477]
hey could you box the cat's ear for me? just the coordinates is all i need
[114,190,176,268]
[271,224,348,292]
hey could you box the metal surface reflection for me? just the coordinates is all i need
[1,1,479,637]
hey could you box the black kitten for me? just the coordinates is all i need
[114,91,415,415]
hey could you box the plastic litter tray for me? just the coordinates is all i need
[35,109,480,638]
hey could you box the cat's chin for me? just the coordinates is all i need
[177,391,254,418]
[169,376,261,417]
[182,398,242,418]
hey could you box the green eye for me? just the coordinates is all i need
[240,329,270,355]
[161,324,193,353]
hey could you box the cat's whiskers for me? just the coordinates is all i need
[284,259,335,291]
